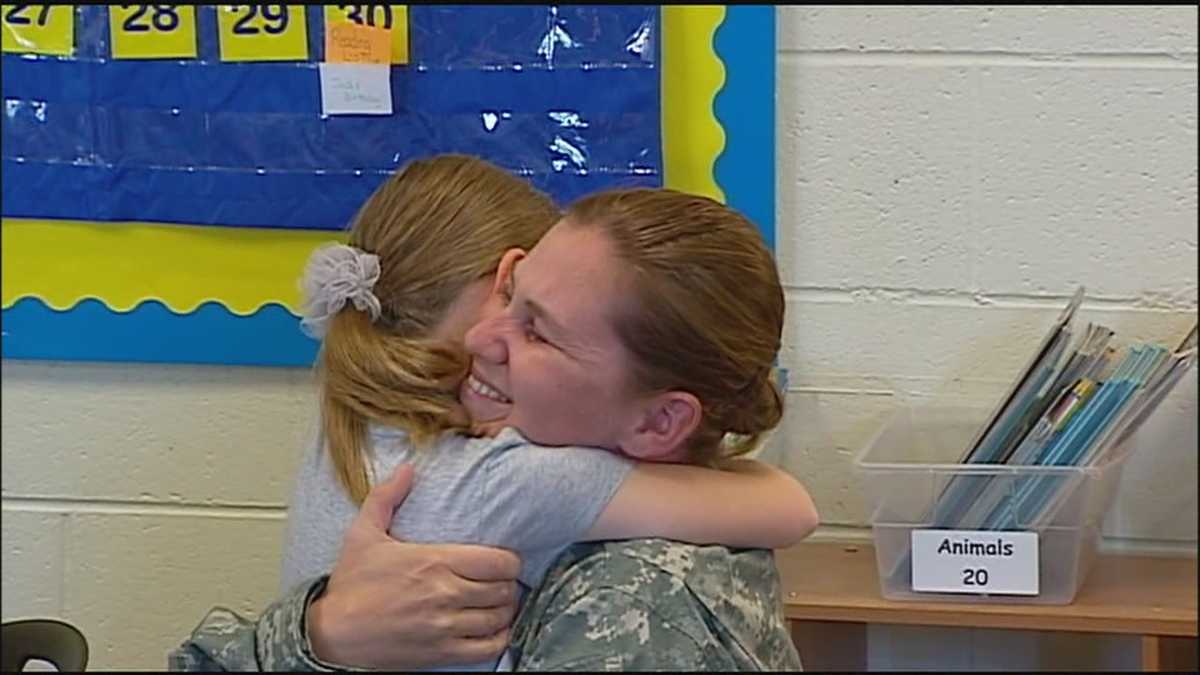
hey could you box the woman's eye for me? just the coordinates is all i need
[526,326,546,344]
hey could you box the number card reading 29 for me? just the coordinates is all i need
[324,4,407,64]
[217,4,307,62]
[911,529,1040,596]
[1,3,74,56]
[109,5,197,59]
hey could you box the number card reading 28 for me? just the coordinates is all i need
[217,4,307,62]
[109,5,197,59]
[324,5,407,64]
[1,3,74,56]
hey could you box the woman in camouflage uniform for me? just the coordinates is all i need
[171,188,810,672]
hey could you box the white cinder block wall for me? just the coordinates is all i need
[768,5,1197,670]
[2,6,1197,671]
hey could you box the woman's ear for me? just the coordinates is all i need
[620,391,702,463]
[492,247,527,295]
[492,247,525,289]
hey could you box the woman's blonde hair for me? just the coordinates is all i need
[319,154,559,503]
[565,188,785,464]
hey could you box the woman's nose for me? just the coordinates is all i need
[464,316,509,365]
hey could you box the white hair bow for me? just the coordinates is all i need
[299,243,382,339]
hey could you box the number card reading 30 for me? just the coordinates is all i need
[109,5,197,59]
[217,4,308,62]
[1,3,74,56]
[324,4,408,64]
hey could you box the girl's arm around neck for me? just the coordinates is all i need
[583,457,820,549]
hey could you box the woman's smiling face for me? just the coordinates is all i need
[460,219,645,451]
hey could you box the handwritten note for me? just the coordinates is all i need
[320,62,392,116]
[325,19,390,64]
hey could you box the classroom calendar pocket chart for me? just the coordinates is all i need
[2,5,775,366]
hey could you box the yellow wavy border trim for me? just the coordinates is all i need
[662,5,726,203]
[1,218,345,314]
[3,8,727,314]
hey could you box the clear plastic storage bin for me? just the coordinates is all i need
[854,406,1133,605]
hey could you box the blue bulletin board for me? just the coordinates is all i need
[1,5,775,366]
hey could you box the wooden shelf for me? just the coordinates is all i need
[776,541,1197,637]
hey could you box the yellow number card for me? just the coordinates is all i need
[1,4,74,56]
[109,5,197,59]
[323,5,407,64]
[217,4,308,62]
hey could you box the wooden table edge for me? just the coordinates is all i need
[777,542,1197,639]
[783,606,1197,638]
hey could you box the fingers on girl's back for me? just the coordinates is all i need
[446,628,511,664]
[442,544,521,581]
[455,576,519,610]
[453,605,515,638]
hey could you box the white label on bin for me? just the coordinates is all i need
[911,529,1039,596]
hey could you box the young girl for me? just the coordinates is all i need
[281,155,818,671]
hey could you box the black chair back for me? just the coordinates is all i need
[1,619,89,672]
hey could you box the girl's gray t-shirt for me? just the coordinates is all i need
[280,425,634,670]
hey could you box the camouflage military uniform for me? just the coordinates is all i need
[169,539,803,671]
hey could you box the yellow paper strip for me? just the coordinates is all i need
[1,219,347,315]
[661,6,726,203]
[1,4,74,56]
[217,4,308,62]
[109,4,198,60]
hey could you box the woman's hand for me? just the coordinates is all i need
[307,465,522,669]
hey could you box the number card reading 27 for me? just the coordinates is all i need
[217,4,307,62]
[109,5,197,59]
[1,3,74,56]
